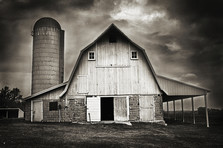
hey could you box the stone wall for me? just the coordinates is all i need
[129,96,140,121]
[24,100,31,121]
[154,95,164,121]
[63,98,86,122]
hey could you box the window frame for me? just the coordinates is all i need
[88,51,96,61]
[131,50,138,60]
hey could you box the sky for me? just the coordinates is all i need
[0,0,222,110]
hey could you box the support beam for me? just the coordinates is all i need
[167,101,169,118]
[181,99,184,122]
[173,100,176,120]
[204,94,209,127]
[6,110,8,119]
[191,97,195,124]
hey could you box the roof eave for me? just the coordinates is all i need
[24,82,67,101]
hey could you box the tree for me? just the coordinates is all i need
[0,86,24,110]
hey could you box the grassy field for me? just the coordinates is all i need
[0,119,223,148]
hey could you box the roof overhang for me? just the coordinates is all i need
[157,75,210,102]
[24,82,67,101]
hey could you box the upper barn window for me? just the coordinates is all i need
[109,34,117,43]
[131,51,138,59]
[88,51,95,60]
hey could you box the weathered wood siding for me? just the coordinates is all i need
[157,76,207,95]
[139,96,154,121]
[67,34,160,96]
[24,87,64,122]
[114,97,128,121]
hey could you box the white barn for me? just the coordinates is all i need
[24,20,210,126]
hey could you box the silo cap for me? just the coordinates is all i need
[34,17,61,30]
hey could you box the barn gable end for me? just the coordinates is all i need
[62,24,161,97]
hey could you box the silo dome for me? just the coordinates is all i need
[32,17,64,94]
[33,17,61,30]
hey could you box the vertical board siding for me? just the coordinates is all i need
[77,75,88,94]
[87,97,101,121]
[67,34,160,96]
[114,97,128,121]
[33,101,43,122]
[139,96,154,121]
[157,76,206,95]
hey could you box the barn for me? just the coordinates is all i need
[24,18,210,126]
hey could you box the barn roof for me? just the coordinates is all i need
[24,82,67,101]
[157,75,210,102]
[59,23,162,97]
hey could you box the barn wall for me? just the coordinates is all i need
[67,34,160,96]
[63,98,86,122]
[25,87,64,122]
[129,96,140,121]
[25,100,31,121]
[154,95,164,121]
[43,99,60,122]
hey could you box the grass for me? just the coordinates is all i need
[0,119,223,148]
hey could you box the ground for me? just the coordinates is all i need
[0,119,223,148]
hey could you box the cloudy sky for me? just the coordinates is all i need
[0,0,222,109]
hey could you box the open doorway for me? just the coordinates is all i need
[101,97,114,121]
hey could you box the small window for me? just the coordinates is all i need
[88,51,95,60]
[49,102,58,111]
[109,35,117,43]
[131,51,138,59]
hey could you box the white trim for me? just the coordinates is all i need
[31,100,33,122]
[126,96,129,121]
[77,75,88,94]
[88,51,96,61]
[32,100,43,122]
[130,50,138,60]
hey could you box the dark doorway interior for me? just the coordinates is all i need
[101,97,114,121]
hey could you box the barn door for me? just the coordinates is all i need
[139,96,154,121]
[87,96,100,121]
[114,97,129,121]
[33,101,43,122]
[77,75,88,94]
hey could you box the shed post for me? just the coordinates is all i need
[167,101,169,118]
[181,99,184,122]
[204,94,209,127]
[6,110,8,119]
[191,97,195,124]
[173,100,176,120]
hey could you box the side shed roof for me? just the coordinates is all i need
[157,75,210,102]
[24,82,67,100]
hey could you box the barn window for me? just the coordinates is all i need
[109,34,117,43]
[49,102,58,111]
[88,51,95,60]
[131,51,138,59]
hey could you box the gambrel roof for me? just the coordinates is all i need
[59,23,162,97]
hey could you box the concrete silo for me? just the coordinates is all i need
[32,17,64,94]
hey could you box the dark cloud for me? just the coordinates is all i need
[0,0,94,16]
[0,0,222,108]
[144,0,223,108]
